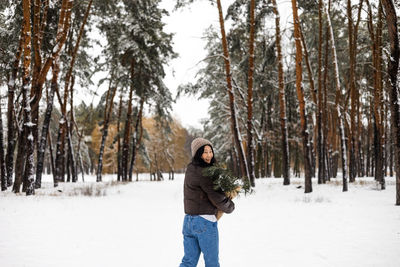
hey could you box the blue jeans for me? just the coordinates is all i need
[180,215,220,267]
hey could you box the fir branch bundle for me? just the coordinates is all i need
[203,164,252,196]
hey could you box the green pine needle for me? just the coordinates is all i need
[203,164,253,196]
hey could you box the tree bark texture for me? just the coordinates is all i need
[97,82,117,182]
[117,92,123,182]
[31,0,74,147]
[291,0,312,193]
[0,101,6,191]
[20,0,36,195]
[245,0,256,187]
[129,96,144,181]
[216,0,250,184]
[122,60,135,182]
[380,0,400,205]
[324,0,348,191]
[317,0,326,184]
[35,64,58,189]
[6,25,24,188]
[272,0,290,185]
[31,0,72,149]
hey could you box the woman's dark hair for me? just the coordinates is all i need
[192,145,216,167]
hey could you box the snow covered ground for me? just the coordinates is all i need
[1,174,399,267]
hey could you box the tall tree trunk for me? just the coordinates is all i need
[0,100,6,191]
[31,0,72,150]
[52,0,75,185]
[47,133,55,179]
[66,119,76,182]
[324,0,348,192]
[299,23,317,179]
[13,124,26,193]
[129,96,144,181]
[347,0,363,182]
[380,0,400,205]
[97,82,117,182]
[75,128,84,181]
[366,104,372,177]
[69,76,77,182]
[122,60,135,182]
[353,0,364,179]
[376,3,385,189]
[54,0,92,184]
[54,115,66,186]
[316,0,326,184]
[272,0,290,185]
[117,92,123,182]
[31,0,44,146]
[347,0,357,183]
[216,0,250,184]
[6,24,24,188]
[20,0,35,195]
[291,0,312,193]
[367,1,385,189]
[63,0,92,107]
[323,8,331,181]
[246,0,256,187]
[35,64,58,188]
[389,132,393,177]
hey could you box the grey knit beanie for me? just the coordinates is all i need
[191,137,213,157]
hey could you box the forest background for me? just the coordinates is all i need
[0,0,400,205]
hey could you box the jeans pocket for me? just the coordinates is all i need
[193,217,208,234]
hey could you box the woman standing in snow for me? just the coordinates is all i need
[180,137,235,267]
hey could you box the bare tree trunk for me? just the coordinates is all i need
[272,0,290,185]
[96,77,117,182]
[353,0,364,180]
[117,92,123,182]
[381,0,400,205]
[35,64,58,188]
[31,0,72,149]
[246,0,256,187]
[366,104,372,177]
[53,0,75,185]
[300,24,317,179]
[66,118,76,182]
[216,0,250,184]
[347,0,357,183]
[0,100,6,191]
[13,124,26,193]
[129,96,144,181]
[323,0,348,192]
[122,60,135,181]
[20,0,35,195]
[323,10,331,181]
[389,132,393,177]
[54,117,65,186]
[69,76,78,182]
[6,24,24,188]
[316,0,326,184]
[291,0,312,193]
[75,128,84,181]
[366,0,385,189]
[54,0,92,184]
[47,133,55,179]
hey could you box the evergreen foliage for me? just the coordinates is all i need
[203,164,252,196]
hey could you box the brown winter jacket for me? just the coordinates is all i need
[183,162,235,215]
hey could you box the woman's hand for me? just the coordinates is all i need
[216,210,224,220]
[226,186,241,199]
